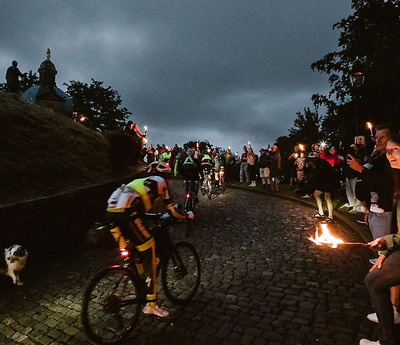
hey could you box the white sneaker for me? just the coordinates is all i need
[340,203,351,209]
[359,339,379,345]
[367,306,400,324]
[142,303,169,317]
[369,258,378,265]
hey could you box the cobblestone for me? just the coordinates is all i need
[0,182,382,344]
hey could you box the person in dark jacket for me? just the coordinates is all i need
[307,152,337,222]
[343,137,367,213]
[347,124,395,264]
[258,148,271,189]
[6,60,24,94]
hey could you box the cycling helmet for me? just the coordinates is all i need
[148,161,172,176]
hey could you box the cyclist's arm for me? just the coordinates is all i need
[162,183,189,220]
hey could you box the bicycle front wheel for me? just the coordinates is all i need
[161,242,201,305]
[82,266,142,344]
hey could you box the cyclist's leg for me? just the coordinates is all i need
[128,212,168,317]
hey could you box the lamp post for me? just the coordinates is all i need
[350,59,366,135]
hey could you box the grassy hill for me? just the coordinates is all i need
[0,93,138,204]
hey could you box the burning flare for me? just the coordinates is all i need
[308,223,344,248]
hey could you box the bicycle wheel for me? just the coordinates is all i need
[200,181,206,195]
[207,180,212,199]
[82,266,143,344]
[161,242,201,305]
[220,177,226,194]
[184,196,193,212]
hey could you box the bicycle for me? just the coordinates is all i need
[183,180,198,212]
[216,166,226,194]
[200,168,214,199]
[81,212,201,344]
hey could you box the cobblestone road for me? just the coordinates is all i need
[0,182,378,345]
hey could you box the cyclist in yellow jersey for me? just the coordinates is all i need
[106,161,194,317]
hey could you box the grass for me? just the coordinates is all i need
[0,93,139,204]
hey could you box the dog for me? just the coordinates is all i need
[0,245,28,285]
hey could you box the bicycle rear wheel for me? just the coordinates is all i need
[161,242,201,305]
[207,180,212,199]
[82,266,142,344]
[220,177,226,194]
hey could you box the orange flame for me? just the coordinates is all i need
[308,223,344,248]
[366,122,373,130]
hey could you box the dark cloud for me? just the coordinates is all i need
[1,0,351,153]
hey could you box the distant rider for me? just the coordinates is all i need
[106,161,194,318]
[178,148,201,203]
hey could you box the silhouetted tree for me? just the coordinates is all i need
[64,79,130,132]
[289,107,322,146]
[311,0,400,143]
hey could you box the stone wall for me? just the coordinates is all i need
[0,174,143,249]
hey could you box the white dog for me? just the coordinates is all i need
[1,245,28,285]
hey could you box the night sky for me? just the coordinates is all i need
[1,0,352,154]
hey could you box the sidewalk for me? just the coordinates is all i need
[228,181,373,244]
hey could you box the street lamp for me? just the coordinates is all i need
[350,59,366,135]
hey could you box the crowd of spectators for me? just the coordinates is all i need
[123,120,400,344]
[282,123,400,345]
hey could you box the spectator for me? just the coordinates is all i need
[288,146,300,187]
[359,132,400,345]
[224,149,235,184]
[347,124,394,264]
[6,60,25,94]
[247,147,257,187]
[259,148,271,189]
[342,137,366,213]
[269,145,281,192]
[320,145,344,192]
[239,146,249,184]
[307,152,337,222]
[146,144,155,163]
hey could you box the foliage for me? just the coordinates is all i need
[183,140,213,152]
[64,79,130,132]
[311,0,400,144]
[288,107,322,146]
[106,131,143,171]
[0,70,39,93]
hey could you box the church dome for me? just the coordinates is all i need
[21,49,73,115]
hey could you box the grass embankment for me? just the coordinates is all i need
[0,93,139,204]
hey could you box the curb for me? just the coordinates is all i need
[227,184,372,244]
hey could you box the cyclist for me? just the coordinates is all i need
[106,161,194,318]
[178,148,201,204]
[212,148,224,188]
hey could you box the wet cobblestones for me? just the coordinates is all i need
[0,182,377,344]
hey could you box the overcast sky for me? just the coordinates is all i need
[1,0,353,154]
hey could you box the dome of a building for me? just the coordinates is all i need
[21,48,73,114]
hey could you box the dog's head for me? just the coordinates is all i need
[5,245,28,263]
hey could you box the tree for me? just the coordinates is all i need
[288,107,322,147]
[311,0,400,144]
[64,79,130,132]
[183,140,213,152]
[0,70,39,93]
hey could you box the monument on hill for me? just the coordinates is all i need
[21,49,73,114]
